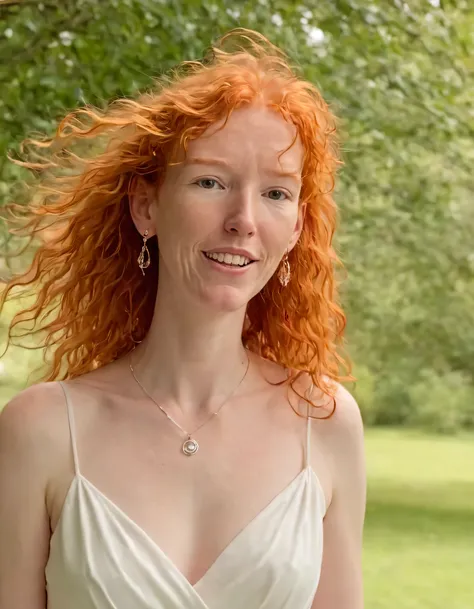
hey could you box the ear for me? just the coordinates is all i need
[287,202,305,253]
[128,176,157,237]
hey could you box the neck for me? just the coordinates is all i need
[129,285,250,418]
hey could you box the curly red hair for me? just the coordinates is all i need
[1,28,351,407]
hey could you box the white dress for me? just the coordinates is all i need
[45,380,326,609]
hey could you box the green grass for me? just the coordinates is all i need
[364,428,474,609]
[1,307,473,609]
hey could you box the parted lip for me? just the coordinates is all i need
[203,247,258,261]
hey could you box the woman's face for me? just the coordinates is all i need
[151,105,304,312]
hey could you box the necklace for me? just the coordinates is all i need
[129,348,250,456]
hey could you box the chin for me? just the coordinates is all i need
[200,286,251,313]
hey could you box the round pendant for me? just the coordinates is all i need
[182,438,199,456]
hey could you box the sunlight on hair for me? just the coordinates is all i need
[0,28,351,411]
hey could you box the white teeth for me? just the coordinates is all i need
[205,252,252,267]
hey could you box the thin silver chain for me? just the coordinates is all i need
[129,348,251,439]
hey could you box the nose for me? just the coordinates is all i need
[224,188,257,237]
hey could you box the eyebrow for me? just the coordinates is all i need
[185,156,301,181]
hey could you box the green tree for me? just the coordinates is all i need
[1,0,473,429]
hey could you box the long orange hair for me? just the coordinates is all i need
[1,29,351,407]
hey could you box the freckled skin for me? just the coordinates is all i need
[151,106,304,313]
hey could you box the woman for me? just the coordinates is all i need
[0,29,366,609]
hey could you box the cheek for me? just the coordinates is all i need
[260,204,300,252]
[154,190,219,251]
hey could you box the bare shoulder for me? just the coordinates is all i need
[322,382,364,440]
[314,381,366,518]
[286,373,364,503]
[309,380,365,468]
[309,383,366,608]
[0,382,70,478]
[0,383,74,607]
[292,373,363,430]
[1,381,66,432]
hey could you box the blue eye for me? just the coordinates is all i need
[267,189,287,201]
[196,178,221,189]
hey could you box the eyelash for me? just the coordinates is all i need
[194,178,224,191]
[193,178,291,201]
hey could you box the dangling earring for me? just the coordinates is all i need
[137,229,151,276]
[278,251,291,287]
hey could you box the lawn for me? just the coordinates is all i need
[364,428,474,609]
[1,315,473,609]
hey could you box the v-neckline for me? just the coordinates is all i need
[54,466,316,591]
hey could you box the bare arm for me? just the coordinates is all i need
[311,384,367,609]
[0,383,63,609]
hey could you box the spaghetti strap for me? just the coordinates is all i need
[305,403,312,468]
[305,382,314,469]
[57,381,81,476]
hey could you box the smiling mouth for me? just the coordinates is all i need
[203,251,255,268]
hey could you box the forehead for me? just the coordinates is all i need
[182,106,303,173]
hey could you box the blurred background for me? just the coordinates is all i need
[0,1,473,607]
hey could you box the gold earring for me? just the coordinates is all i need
[137,229,151,276]
[278,252,291,287]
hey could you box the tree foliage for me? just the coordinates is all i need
[1,0,473,430]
